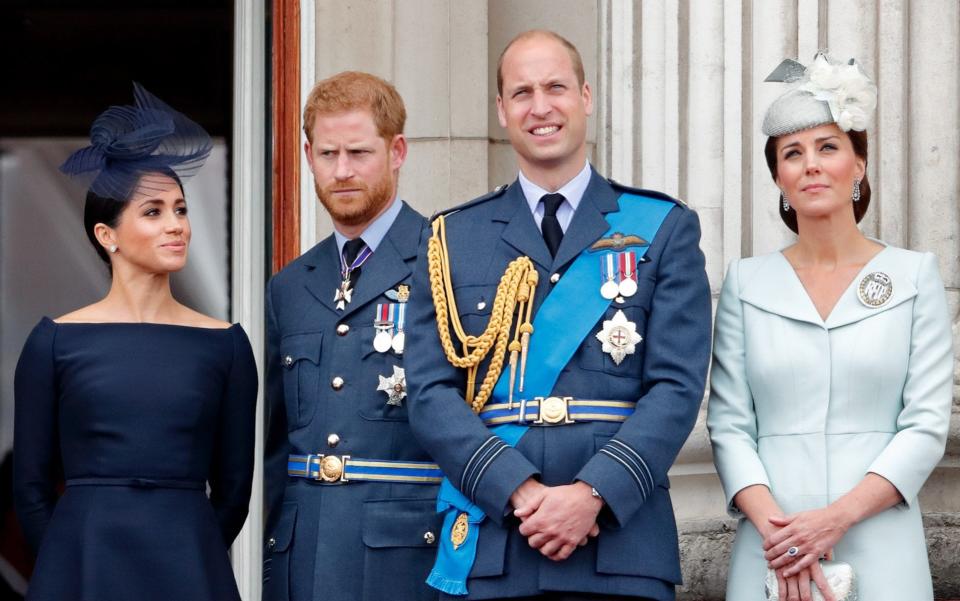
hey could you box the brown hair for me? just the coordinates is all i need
[496,29,585,96]
[764,129,871,234]
[302,71,406,143]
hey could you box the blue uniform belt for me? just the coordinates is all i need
[478,396,636,426]
[287,454,442,484]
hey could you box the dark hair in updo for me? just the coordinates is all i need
[764,129,871,234]
[83,169,185,267]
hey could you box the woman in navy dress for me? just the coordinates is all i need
[13,84,258,601]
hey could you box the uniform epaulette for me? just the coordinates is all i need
[607,178,688,208]
[430,183,511,221]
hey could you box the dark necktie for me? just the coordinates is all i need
[342,237,368,286]
[540,193,565,258]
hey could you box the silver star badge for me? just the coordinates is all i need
[377,365,407,406]
[595,309,642,365]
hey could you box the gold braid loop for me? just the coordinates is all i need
[428,214,538,413]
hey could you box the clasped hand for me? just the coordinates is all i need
[762,507,851,601]
[510,479,602,562]
[763,507,849,574]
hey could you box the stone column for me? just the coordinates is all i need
[592,1,960,598]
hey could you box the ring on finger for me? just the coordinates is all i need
[786,545,800,557]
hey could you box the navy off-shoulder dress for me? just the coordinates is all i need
[13,317,258,601]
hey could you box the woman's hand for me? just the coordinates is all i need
[775,563,837,601]
[763,507,851,575]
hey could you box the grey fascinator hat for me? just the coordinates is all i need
[762,53,877,137]
[60,83,212,201]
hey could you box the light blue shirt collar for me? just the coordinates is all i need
[333,195,402,257]
[518,161,592,233]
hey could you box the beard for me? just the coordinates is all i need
[315,169,395,228]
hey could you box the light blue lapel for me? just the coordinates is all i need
[825,246,918,329]
[738,247,919,329]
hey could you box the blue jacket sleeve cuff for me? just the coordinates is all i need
[467,444,540,525]
[576,441,655,528]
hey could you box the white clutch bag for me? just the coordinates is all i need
[765,560,858,601]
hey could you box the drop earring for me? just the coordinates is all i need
[852,179,861,203]
[781,191,790,212]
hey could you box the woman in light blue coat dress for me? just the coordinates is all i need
[707,54,954,601]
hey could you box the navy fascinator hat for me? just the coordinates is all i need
[60,83,212,201]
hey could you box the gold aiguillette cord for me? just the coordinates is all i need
[427,215,538,413]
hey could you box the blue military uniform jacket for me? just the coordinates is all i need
[404,170,712,600]
[264,202,441,601]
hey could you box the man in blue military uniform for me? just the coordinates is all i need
[264,71,442,601]
[405,31,711,600]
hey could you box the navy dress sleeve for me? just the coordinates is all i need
[13,319,61,554]
[207,325,259,546]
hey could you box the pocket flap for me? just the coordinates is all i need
[280,332,322,366]
[453,284,493,317]
[362,498,442,549]
[269,502,298,552]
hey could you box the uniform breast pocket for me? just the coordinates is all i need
[280,332,322,431]
[578,276,655,378]
[356,326,411,422]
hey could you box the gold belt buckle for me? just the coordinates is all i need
[533,396,574,425]
[311,454,351,483]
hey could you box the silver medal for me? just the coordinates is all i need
[618,278,638,298]
[373,328,393,353]
[857,272,893,308]
[600,280,619,300]
[391,331,405,354]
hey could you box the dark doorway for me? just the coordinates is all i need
[0,0,233,138]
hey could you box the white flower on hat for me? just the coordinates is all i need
[797,54,877,132]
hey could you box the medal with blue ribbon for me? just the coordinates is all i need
[373,303,407,354]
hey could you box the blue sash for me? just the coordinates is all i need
[426,193,674,595]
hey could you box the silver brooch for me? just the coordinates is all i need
[857,272,893,308]
[377,365,407,406]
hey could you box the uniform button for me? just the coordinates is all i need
[267,537,277,549]
[327,433,340,448]
[423,531,436,544]
[336,323,350,336]
[283,355,293,367]
[477,301,486,311]
[550,273,560,284]
[331,376,344,390]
